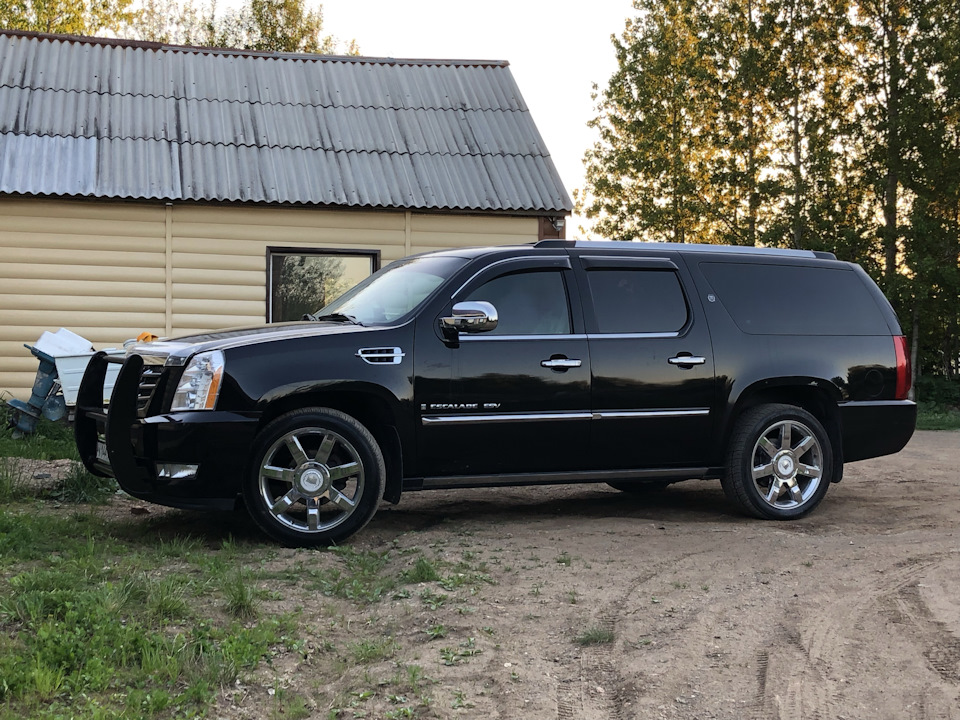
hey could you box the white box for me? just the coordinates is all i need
[55,349,126,406]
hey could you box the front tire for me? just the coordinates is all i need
[243,408,385,547]
[721,404,832,520]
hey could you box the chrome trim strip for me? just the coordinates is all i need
[422,411,591,426]
[586,332,680,340]
[421,409,708,425]
[460,333,587,342]
[419,467,708,489]
[593,409,709,419]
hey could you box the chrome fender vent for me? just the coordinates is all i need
[356,347,405,365]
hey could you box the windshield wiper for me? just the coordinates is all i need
[308,312,363,326]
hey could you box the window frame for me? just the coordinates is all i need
[265,246,381,323]
[449,256,583,340]
[574,255,693,337]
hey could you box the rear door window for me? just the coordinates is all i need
[585,268,689,334]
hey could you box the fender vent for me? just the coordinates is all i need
[356,347,405,365]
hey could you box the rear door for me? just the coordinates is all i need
[574,252,717,469]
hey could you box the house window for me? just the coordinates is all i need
[268,248,380,323]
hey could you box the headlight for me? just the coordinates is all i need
[171,351,224,411]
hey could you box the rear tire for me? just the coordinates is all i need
[721,404,832,520]
[243,407,385,547]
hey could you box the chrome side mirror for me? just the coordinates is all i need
[440,301,498,334]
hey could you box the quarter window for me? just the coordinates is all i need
[464,270,572,335]
[586,269,688,334]
[268,249,379,323]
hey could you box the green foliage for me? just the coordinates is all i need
[0,0,134,35]
[126,0,359,54]
[916,403,960,431]
[583,0,960,383]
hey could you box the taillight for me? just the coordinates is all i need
[894,335,911,400]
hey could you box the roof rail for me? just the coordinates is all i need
[533,239,828,259]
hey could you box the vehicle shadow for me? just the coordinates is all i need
[368,480,743,537]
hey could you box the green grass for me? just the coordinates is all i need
[574,626,616,646]
[0,509,303,719]
[916,402,960,430]
[0,401,79,461]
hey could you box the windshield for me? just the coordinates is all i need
[315,255,468,325]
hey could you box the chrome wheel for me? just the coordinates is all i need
[257,426,365,534]
[750,419,823,510]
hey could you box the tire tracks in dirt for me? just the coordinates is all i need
[752,553,947,720]
[554,549,718,720]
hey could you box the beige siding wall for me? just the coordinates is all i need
[0,198,539,400]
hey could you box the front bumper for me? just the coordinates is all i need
[75,352,259,511]
[839,400,917,463]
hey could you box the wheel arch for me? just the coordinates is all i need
[255,382,405,504]
[722,378,844,483]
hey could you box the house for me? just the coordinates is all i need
[0,30,571,400]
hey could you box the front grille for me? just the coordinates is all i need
[137,364,164,411]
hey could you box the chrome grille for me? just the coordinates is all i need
[137,365,164,410]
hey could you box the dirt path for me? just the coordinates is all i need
[13,431,958,719]
[359,430,960,719]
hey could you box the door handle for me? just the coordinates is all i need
[668,355,706,366]
[541,358,582,369]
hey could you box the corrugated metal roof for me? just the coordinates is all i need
[0,31,572,213]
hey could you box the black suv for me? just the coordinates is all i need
[76,240,916,546]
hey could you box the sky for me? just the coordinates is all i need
[319,0,636,238]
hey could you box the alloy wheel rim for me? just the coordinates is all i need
[258,427,364,533]
[750,419,823,510]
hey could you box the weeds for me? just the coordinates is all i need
[574,626,616,646]
[403,555,441,583]
[50,462,117,503]
[348,636,399,664]
[222,569,259,620]
[0,458,29,501]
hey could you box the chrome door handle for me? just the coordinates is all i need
[668,355,706,366]
[541,358,582,369]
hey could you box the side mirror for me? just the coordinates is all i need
[440,301,499,334]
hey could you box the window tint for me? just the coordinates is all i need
[464,270,571,335]
[586,269,688,333]
[700,262,890,335]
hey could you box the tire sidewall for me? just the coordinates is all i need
[729,404,833,520]
[243,407,385,547]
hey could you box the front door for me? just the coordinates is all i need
[416,257,591,478]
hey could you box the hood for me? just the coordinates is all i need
[129,321,381,363]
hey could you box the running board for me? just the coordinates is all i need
[406,467,708,491]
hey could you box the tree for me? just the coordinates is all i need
[1,0,133,35]
[583,0,960,385]
[126,0,357,54]
[580,0,713,243]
